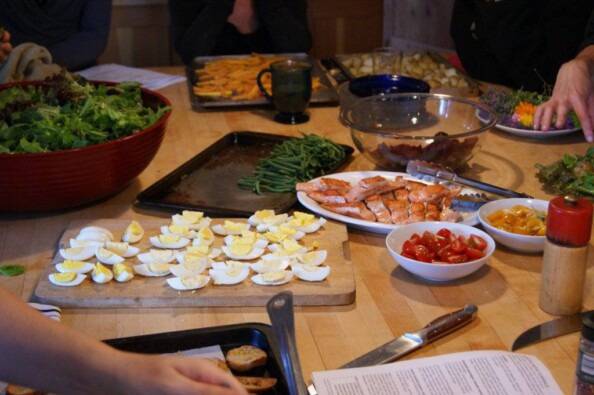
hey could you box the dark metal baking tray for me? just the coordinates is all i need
[135,131,354,217]
[186,53,339,111]
[105,323,289,395]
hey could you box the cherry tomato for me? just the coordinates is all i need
[437,246,453,260]
[446,254,467,264]
[468,235,487,251]
[422,231,440,253]
[466,247,484,260]
[402,240,416,256]
[450,238,467,254]
[435,235,448,250]
[437,228,452,239]
[413,244,431,262]
[402,252,416,260]
[409,233,422,245]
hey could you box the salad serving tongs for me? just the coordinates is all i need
[406,160,533,199]
[267,292,309,395]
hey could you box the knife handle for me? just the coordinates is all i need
[419,304,478,343]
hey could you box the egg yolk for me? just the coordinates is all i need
[54,272,77,283]
[105,242,128,255]
[169,225,191,236]
[62,260,87,271]
[159,235,180,244]
[302,252,321,265]
[182,211,204,223]
[231,243,252,256]
[98,248,114,258]
[148,263,170,274]
[224,221,246,232]
[281,239,302,254]
[187,245,209,256]
[128,221,143,235]
[293,211,315,223]
[113,263,132,278]
[254,210,274,220]
[262,271,285,282]
[181,275,203,288]
[198,227,214,240]
[264,231,286,243]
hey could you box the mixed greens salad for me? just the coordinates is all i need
[480,88,578,131]
[536,147,594,197]
[0,72,170,154]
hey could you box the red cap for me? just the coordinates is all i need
[546,196,593,246]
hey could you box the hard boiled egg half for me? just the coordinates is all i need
[150,234,190,249]
[286,211,327,233]
[160,224,197,239]
[76,226,114,243]
[212,220,250,236]
[91,262,113,284]
[170,256,210,277]
[297,250,327,266]
[250,257,292,274]
[137,249,176,265]
[172,211,211,230]
[292,264,331,282]
[59,245,96,261]
[177,245,221,263]
[264,224,305,243]
[267,239,308,258]
[248,210,288,232]
[122,220,144,244]
[209,265,250,285]
[251,270,293,286]
[222,232,267,260]
[49,272,86,287]
[192,227,216,247]
[56,260,94,274]
[69,239,103,249]
[134,263,172,277]
[95,247,125,265]
[113,263,134,283]
[104,242,139,258]
[167,274,210,291]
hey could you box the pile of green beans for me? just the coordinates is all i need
[238,134,346,194]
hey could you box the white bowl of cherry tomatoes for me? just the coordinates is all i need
[386,222,496,282]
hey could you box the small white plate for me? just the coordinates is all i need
[296,171,479,234]
[477,110,580,139]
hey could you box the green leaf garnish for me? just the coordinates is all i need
[0,265,25,277]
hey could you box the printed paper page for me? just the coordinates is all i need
[77,64,186,90]
[312,351,563,395]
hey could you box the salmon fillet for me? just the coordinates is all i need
[321,202,376,221]
[296,177,351,194]
[365,195,392,224]
[308,190,347,205]
[345,176,406,202]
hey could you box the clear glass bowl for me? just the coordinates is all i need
[340,93,497,171]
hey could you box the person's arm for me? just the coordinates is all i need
[534,45,594,142]
[169,0,235,64]
[255,0,311,53]
[0,287,247,395]
[48,0,112,71]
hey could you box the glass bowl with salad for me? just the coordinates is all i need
[340,92,496,171]
[0,72,171,212]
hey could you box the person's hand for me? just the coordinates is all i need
[227,0,259,35]
[106,353,248,395]
[534,56,594,142]
[0,30,12,63]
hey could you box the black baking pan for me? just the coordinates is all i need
[105,323,289,395]
[187,53,339,112]
[135,131,354,217]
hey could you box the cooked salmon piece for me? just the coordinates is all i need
[394,188,409,201]
[385,198,409,224]
[308,190,347,205]
[409,184,451,204]
[425,202,440,221]
[345,176,406,202]
[405,181,426,192]
[296,178,351,194]
[440,197,462,222]
[365,195,392,224]
[322,202,376,221]
[409,202,426,222]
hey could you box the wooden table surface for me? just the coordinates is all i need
[1,68,591,394]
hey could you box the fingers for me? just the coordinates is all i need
[555,104,568,129]
[572,96,594,142]
[173,359,247,395]
[540,105,554,131]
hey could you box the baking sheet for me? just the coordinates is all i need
[135,131,354,216]
[186,53,339,111]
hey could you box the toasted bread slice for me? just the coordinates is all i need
[236,376,277,393]
[6,384,42,395]
[226,345,267,372]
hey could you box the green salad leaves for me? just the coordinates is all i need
[536,147,594,197]
[0,72,170,154]
[0,264,25,277]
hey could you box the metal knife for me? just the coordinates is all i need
[307,304,478,395]
[406,160,532,199]
[512,310,594,351]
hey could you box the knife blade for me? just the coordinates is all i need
[307,304,478,395]
[512,310,593,351]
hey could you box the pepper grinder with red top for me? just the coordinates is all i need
[539,196,593,315]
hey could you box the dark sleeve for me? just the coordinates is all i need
[169,0,235,64]
[580,9,594,50]
[256,0,312,53]
[48,0,112,71]
[473,0,591,90]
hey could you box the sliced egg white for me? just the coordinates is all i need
[95,247,125,265]
[150,234,190,249]
[122,220,144,244]
[264,225,306,242]
[171,211,211,230]
[160,225,197,239]
[167,275,210,291]
[292,264,331,282]
[113,263,134,283]
[104,241,139,258]
[49,272,86,287]
[69,239,104,249]
[222,245,265,261]
[297,250,327,266]
[137,249,176,265]
[212,221,251,236]
[250,258,292,273]
[134,263,172,277]
[91,262,113,284]
[192,227,215,247]
[267,239,308,258]
[177,247,222,263]
[286,212,327,233]
[209,266,250,285]
[251,270,293,286]
[248,210,288,232]
[59,245,96,261]
[211,260,251,271]
[170,257,210,277]
[223,234,268,249]
[56,260,94,274]
[79,226,114,240]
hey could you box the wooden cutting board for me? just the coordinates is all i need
[34,218,355,308]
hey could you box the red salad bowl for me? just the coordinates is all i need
[0,81,172,212]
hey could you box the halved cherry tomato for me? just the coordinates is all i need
[402,252,416,260]
[413,244,431,262]
[468,235,487,251]
[435,235,448,250]
[409,233,422,245]
[466,248,484,260]
[446,254,467,264]
[450,238,467,254]
[437,228,452,239]
[422,231,440,253]
[402,240,416,256]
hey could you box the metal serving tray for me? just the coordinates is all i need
[135,131,354,216]
[186,53,339,111]
[105,323,290,395]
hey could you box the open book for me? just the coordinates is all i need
[312,351,563,395]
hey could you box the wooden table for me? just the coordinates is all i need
[0,68,591,394]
